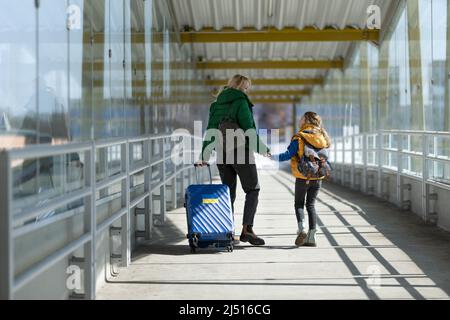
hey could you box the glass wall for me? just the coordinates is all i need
[304,0,449,134]
[304,0,450,184]
[300,49,362,139]
[0,0,209,147]
[0,0,37,148]
[0,0,211,213]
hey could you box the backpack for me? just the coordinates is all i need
[295,130,333,181]
[217,101,246,153]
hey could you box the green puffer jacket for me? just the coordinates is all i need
[201,87,270,161]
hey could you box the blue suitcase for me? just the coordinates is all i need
[185,164,235,253]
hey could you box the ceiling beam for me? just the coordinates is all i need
[248,90,310,96]
[93,79,204,86]
[85,27,379,44]
[180,27,379,43]
[206,78,323,86]
[197,60,343,69]
[251,98,301,104]
[85,60,342,71]
[93,78,323,87]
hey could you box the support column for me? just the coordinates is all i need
[83,144,96,299]
[444,0,450,155]
[144,139,152,240]
[378,40,390,131]
[292,103,297,134]
[121,143,131,267]
[408,0,429,222]
[360,42,373,133]
[407,0,425,131]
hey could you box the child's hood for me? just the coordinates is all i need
[296,124,329,149]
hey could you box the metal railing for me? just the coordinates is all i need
[330,130,450,222]
[0,133,212,299]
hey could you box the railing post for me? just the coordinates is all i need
[179,166,185,207]
[160,138,166,224]
[121,141,131,267]
[144,139,152,240]
[433,135,439,181]
[0,151,13,299]
[188,138,196,185]
[396,133,403,208]
[171,137,178,209]
[377,131,383,198]
[350,135,355,189]
[342,137,345,185]
[422,133,429,221]
[83,143,96,299]
[362,134,368,193]
[186,166,191,187]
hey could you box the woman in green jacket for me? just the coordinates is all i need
[198,74,271,246]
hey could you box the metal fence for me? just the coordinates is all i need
[0,133,212,299]
[330,130,450,222]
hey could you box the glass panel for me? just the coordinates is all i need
[368,43,379,132]
[0,0,37,149]
[368,151,377,166]
[355,151,363,165]
[403,155,423,177]
[388,7,411,130]
[431,0,448,132]
[108,0,125,138]
[428,159,450,184]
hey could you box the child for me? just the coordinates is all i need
[272,112,331,247]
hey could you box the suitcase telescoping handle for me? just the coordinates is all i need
[193,163,212,184]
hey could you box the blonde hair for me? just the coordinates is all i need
[215,74,251,97]
[302,111,332,147]
[227,74,251,91]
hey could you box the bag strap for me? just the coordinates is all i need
[293,132,314,184]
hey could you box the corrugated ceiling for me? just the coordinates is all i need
[170,0,394,93]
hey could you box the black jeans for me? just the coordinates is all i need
[217,163,260,227]
[295,179,322,230]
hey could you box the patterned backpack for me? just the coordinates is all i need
[295,130,333,182]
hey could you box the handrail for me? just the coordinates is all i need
[0,133,214,300]
[329,129,450,225]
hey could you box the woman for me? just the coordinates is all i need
[272,112,331,247]
[198,74,271,246]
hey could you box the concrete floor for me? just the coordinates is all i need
[97,169,450,300]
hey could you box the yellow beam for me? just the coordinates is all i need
[180,27,380,43]
[93,79,203,87]
[131,90,308,98]
[93,78,322,87]
[197,60,343,70]
[251,98,300,104]
[206,78,323,86]
[133,92,209,97]
[86,60,342,71]
[249,90,310,96]
[86,62,183,71]
[85,27,380,44]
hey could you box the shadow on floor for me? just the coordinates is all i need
[272,171,450,300]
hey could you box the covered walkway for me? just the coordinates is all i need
[1,0,450,301]
[97,170,450,300]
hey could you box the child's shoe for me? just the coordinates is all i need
[304,229,317,247]
[295,231,307,246]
